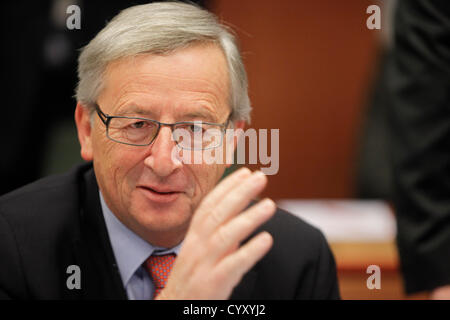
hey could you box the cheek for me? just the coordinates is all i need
[91,125,114,160]
[92,131,145,199]
[93,135,119,179]
[93,125,141,172]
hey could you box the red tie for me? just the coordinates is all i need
[145,253,176,299]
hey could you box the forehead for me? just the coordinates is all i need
[99,44,230,119]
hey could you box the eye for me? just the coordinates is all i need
[188,124,204,133]
[130,121,147,129]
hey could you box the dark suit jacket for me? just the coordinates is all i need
[0,163,340,299]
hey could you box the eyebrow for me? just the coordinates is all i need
[180,110,218,122]
[116,105,219,122]
[115,106,157,118]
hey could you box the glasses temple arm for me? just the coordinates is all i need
[94,103,108,124]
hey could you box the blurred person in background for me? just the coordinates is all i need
[387,0,450,298]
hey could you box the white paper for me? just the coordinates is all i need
[276,199,397,243]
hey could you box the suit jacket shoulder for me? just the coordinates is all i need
[231,207,340,299]
[0,163,126,299]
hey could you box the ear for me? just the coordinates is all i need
[225,120,246,168]
[75,102,94,161]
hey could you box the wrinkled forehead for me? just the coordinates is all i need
[99,44,231,116]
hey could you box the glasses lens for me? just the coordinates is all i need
[107,117,158,145]
[173,123,223,150]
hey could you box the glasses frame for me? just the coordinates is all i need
[94,103,232,150]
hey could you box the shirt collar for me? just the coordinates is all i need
[99,191,182,287]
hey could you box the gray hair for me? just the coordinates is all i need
[75,1,251,123]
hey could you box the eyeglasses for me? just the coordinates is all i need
[95,104,232,150]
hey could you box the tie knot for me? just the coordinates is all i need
[145,253,176,299]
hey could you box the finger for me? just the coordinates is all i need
[199,171,268,236]
[191,167,252,225]
[208,198,276,262]
[215,231,273,290]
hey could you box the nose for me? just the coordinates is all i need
[144,126,182,178]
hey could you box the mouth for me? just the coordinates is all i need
[138,186,182,204]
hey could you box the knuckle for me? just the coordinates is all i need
[215,260,241,290]
[240,214,254,229]
[192,203,209,222]
[236,245,249,263]
[212,268,228,286]
[213,225,230,247]
[198,195,213,211]
[209,207,224,225]
[228,255,247,285]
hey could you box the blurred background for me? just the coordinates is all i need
[0,0,422,299]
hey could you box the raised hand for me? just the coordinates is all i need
[157,167,276,300]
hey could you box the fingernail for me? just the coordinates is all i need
[238,167,251,177]
[259,232,273,246]
[261,198,275,210]
[253,170,266,181]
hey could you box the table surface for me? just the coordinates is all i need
[277,199,428,299]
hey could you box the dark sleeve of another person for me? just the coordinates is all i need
[387,0,450,294]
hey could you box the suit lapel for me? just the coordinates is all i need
[73,166,128,299]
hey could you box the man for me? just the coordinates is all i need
[0,2,339,299]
